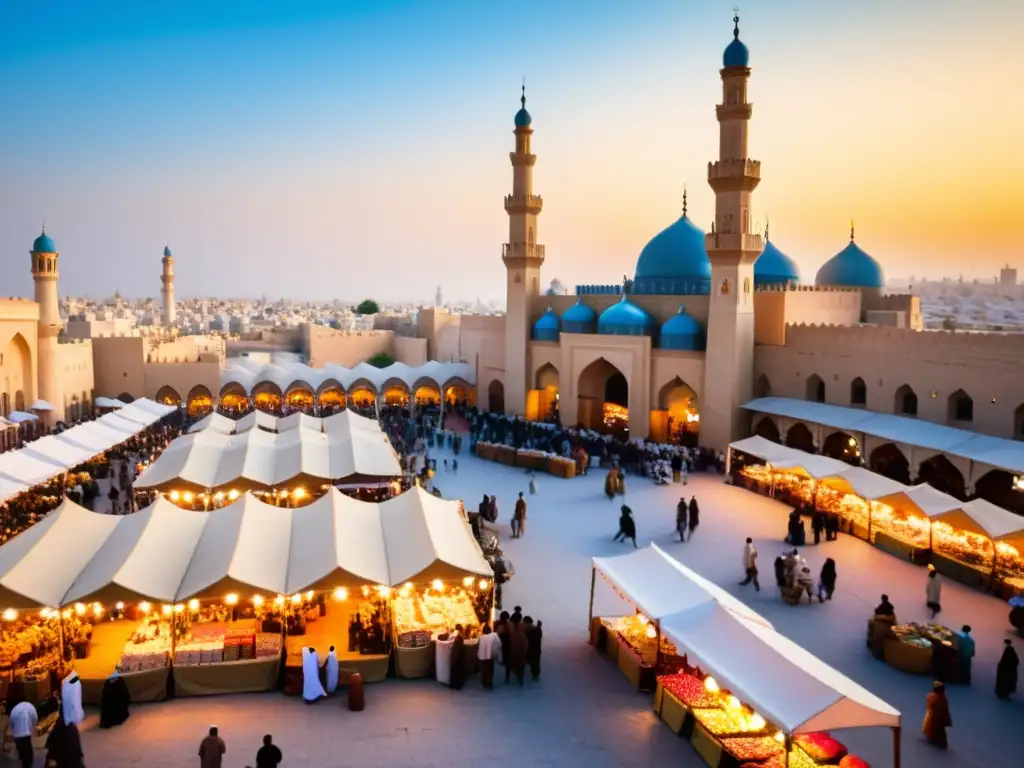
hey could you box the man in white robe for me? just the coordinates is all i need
[302,647,326,703]
[324,645,340,694]
[62,672,85,725]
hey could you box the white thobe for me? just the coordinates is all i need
[62,672,85,726]
[325,650,339,693]
[302,648,327,702]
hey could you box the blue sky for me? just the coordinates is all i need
[1,1,1020,302]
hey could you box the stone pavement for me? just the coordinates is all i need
[74,445,1021,767]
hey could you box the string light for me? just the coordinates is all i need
[139,601,151,613]
[162,604,173,616]
[225,594,239,606]
[462,576,474,588]
[290,594,302,605]
[431,579,444,592]
[174,604,185,613]
[188,599,200,611]
[2,608,17,622]
[305,590,314,601]
[704,676,720,693]
[115,602,125,611]
[332,588,348,602]
[478,579,489,591]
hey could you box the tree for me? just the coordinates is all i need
[355,299,380,315]
[367,352,395,369]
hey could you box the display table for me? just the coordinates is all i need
[871,530,929,564]
[396,644,434,679]
[474,443,576,480]
[81,666,169,704]
[173,656,280,697]
[435,638,453,685]
[547,457,576,479]
[931,551,991,590]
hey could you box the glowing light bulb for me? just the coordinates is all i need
[462,576,474,588]
[774,731,785,743]
[274,595,285,606]
[478,579,489,591]
[188,599,200,611]
[174,604,185,613]
[183,491,194,503]
[637,614,649,626]
[225,593,239,606]
[333,587,348,602]
[728,695,741,710]
[305,590,313,600]
[703,676,719,693]
[252,595,264,607]
[161,604,172,616]
[431,579,444,592]
[139,601,151,613]
[377,586,391,598]
[39,608,52,619]
[169,490,180,502]
[228,489,240,500]
[645,624,657,639]
[74,603,86,616]
[2,608,17,622]
[749,713,766,731]
[290,594,302,605]
[93,604,103,616]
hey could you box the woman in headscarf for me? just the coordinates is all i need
[996,638,1019,700]
[922,681,952,749]
[99,668,131,728]
[45,715,85,768]
[508,615,528,686]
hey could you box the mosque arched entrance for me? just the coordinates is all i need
[317,382,346,416]
[918,454,966,500]
[973,470,1024,515]
[186,385,214,418]
[382,379,410,409]
[219,382,250,414]
[155,385,182,407]
[655,377,700,446]
[252,382,282,414]
[753,416,780,444]
[821,431,861,466]
[1,333,32,418]
[348,382,377,414]
[532,364,559,422]
[487,380,504,414]
[577,357,628,436]
[412,377,442,408]
[444,378,474,408]
[785,422,815,453]
[284,381,315,414]
[868,443,910,484]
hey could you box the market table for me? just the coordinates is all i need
[81,666,169,704]
[173,656,280,697]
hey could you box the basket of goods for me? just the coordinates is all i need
[721,736,784,763]
[838,757,871,768]
[658,673,721,709]
[750,747,819,768]
[692,705,767,739]
[795,731,848,763]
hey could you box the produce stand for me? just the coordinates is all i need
[473,442,576,479]
[392,581,486,679]
[881,622,959,681]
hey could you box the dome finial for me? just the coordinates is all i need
[850,219,855,242]
[764,216,769,242]
[41,221,46,235]
[733,7,740,38]
[521,77,526,110]
[682,186,688,217]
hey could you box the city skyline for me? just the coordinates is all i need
[2,0,1021,302]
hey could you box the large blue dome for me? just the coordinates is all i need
[815,233,885,289]
[32,231,56,253]
[532,305,560,342]
[633,213,712,295]
[723,15,750,68]
[561,297,597,333]
[598,297,654,336]
[755,238,800,287]
[659,305,705,350]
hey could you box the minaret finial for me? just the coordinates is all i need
[682,186,688,217]
[764,216,769,242]
[521,77,526,109]
[850,219,855,242]
[41,221,46,235]
[733,7,740,38]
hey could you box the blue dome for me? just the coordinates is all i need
[532,305,560,342]
[514,107,532,127]
[163,245,173,257]
[755,239,801,287]
[815,238,885,289]
[723,15,750,68]
[598,296,654,336]
[633,214,712,295]
[659,305,705,350]
[32,231,56,253]
[561,298,597,333]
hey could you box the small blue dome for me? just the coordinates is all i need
[163,245,173,257]
[723,15,750,68]
[755,239,801,287]
[659,305,705,350]
[532,305,560,342]
[815,235,885,289]
[32,231,56,253]
[561,297,597,333]
[633,213,712,295]
[598,296,654,336]
[514,107,532,128]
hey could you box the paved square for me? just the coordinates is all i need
[75,446,1020,767]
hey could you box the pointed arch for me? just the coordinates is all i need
[753,416,780,443]
[785,422,815,453]
[805,374,825,403]
[918,454,966,500]
[2,333,32,417]
[850,377,866,407]
[894,384,917,417]
[821,431,861,466]
[534,363,559,391]
[155,385,182,406]
[974,469,1024,514]
[577,357,628,434]
[947,389,973,423]
[186,385,213,417]
[754,374,771,399]
[868,443,910,484]
[487,380,504,413]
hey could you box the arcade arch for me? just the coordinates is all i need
[974,469,1024,514]
[918,454,966,500]
[657,376,700,445]
[754,374,771,399]
[1,333,32,418]
[821,431,861,466]
[753,416,780,443]
[948,389,973,423]
[444,378,474,408]
[316,379,346,415]
[785,422,815,453]
[251,382,282,414]
[577,357,628,435]
[284,380,315,413]
[186,385,214,417]
[155,385,182,407]
[412,377,441,407]
[895,385,918,417]
[348,381,377,410]
[219,382,250,413]
[381,378,410,408]
[805,374,825,403]
[868,443,910,484]
[850,377,867,407]
[534,363,559,422]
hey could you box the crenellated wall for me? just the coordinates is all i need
[755,324,1024,439]
[752,285,863,346]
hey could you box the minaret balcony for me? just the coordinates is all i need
[704,232,763,254]
[504,194,543,215]
[716,103,753,121]
[707,159,760,182]
[502,242,545,265]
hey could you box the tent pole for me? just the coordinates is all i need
[57,610,66,678]
[654,620,661,674]
[587,566,596,631]
[892,725,901,768]
[990,538,998,589]
[784,734,791,768]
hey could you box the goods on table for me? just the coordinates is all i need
[393,591,479,642]
[890,622,956,649]
[838,756,871,768]
[118,619,281,669]
[795,731,848,763]
[0,616,90,682]
[604,615,677,664]
[658,672,721,709]
[868,504,929,548]
[692,706,769,737]
[721,736,784,762]
[752,748,821,768]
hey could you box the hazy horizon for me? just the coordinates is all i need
[2,0,1021,303]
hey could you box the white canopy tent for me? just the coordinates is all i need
[0,450,66,487]
[93,397,125,409]
[7,411,38,424]
[0,478,28,505]
[728,436,801,465]
[0,485,489,608]
[820,467,909,500]
[29,400,54,412]
[190,409,383,437]
[20,435,98,470]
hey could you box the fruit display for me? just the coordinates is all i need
[891,622,956,649]
[392,590,479,641]
[838,755,871,768]
[0,615,90,682]
[796,731,848,763]
[658,672,721,709]
[604,615,677,664]
[721,735,784,762]
[692,705,769,738]
[868,504,929,547]
[750,747,821,768]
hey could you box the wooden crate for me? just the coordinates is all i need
[690,721,724,767]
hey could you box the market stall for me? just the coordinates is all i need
[474,442,577,479]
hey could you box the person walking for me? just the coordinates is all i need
[524,617,543,681]
[9,698,37,768]
[255,734,282,768]
[477,624,501,689]
[817,558,837,601]
[198,726,227,768]
[956,625,975,684]
[513,492,527,538]
[508,615,528,685]
[738,538,760,591]
[926,566,942,618]
[996,639,1019,700]
[687,496,700,540]
[922,682,952,749]
[613,505,637,547]
[676,498,688,542]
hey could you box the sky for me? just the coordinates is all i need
[1,0,1022,303]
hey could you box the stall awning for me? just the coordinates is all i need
[7,411,38,424]
[593,545,773,626]
[189,409,384,437]
[21,435,98,470]
[0,478,28,505]
[93,397,125,409]
[728,436,799,465]
[660,602,900,735]
[773,454,853,480]
[0,450,66,487]
[932,498,1024,542]
[820,467,909,500]
[876,484,961,519]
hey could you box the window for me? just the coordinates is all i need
[894,385,917,416]
[948,389,973,423]
[850,378,867,407]
[806,374,825,403]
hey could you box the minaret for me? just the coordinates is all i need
[501,82,544,415]
[30,227,61,424]
[434,283,444,308]
[161,244,176,327]
[702,13,763,450]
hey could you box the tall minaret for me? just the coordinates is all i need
[501,82,544,415]
[30,227,61,424]
[702,13,763,450]
[161,244,176,327]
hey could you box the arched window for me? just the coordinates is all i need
[805,374,825,403]
[948,389,973,423]
[850,377,866,407]
[895,385,917,417]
